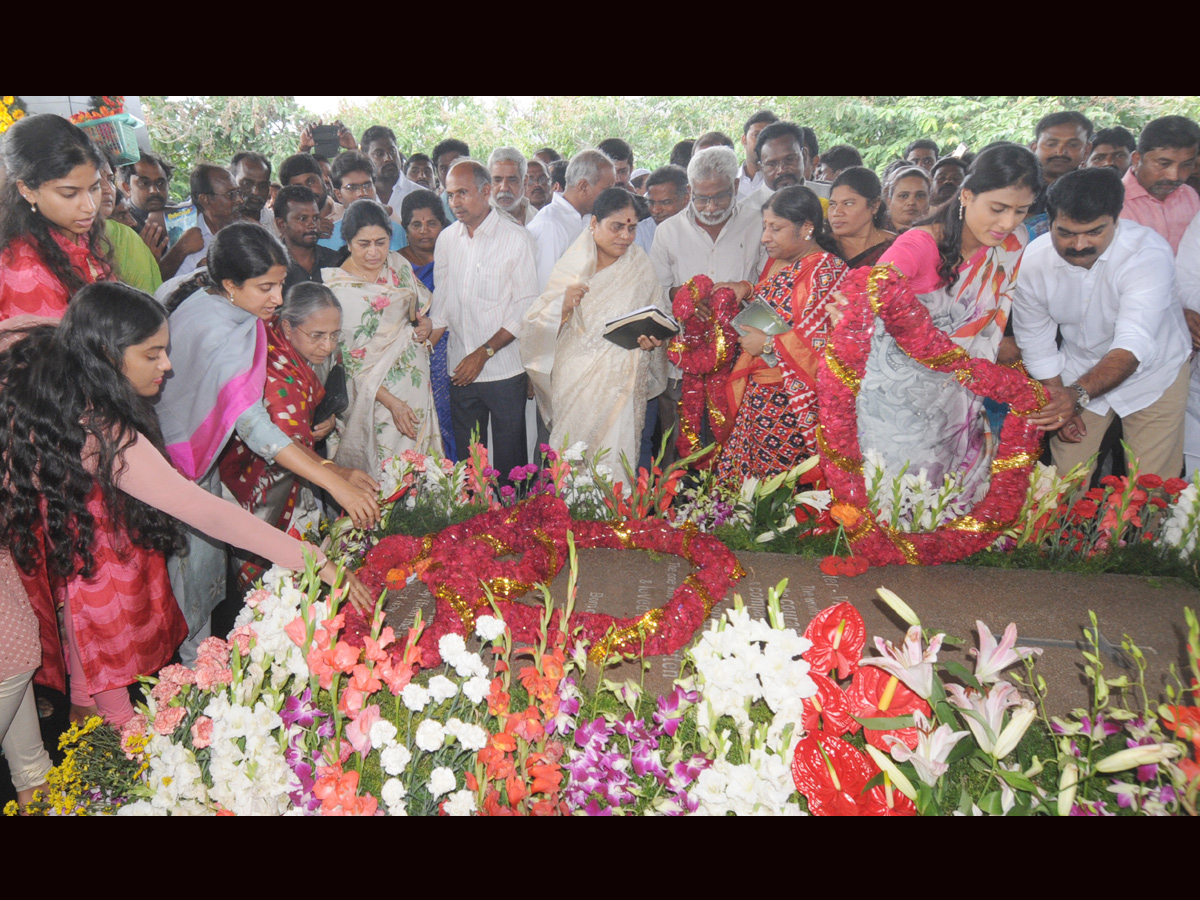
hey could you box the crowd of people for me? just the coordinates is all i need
[2,102,1199,809]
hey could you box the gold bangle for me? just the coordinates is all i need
[320,459,334,466]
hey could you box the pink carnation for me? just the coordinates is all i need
[190,716,213,749]
[157,664,198,687]
[150,679,181,705]
[195,636,230,668]
[245,588,271,608]
[154,705,187,735]
[229,624,257,657]
[195,661,234,692]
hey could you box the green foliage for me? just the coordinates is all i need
[143,96,1200,198]
[141,95,316,200]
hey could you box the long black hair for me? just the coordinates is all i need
[0,114,113,297]
[764,184,841,256]
[917,143,1041,289]
[164,221,289,313]
[0,283,185,579]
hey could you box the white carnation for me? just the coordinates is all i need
[462,675,490,704]
[369,719,398,748]
[474,615,507,642]
[429,766,457,798]
[415,719,445,752]
[438,633,468,666]
[427,674,458,703]
[381,777,407,809]
[380,743,412,776]
[401,683,430,711]
[445,789,476,816]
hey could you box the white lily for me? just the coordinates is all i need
[860,625,944,700]
[1057,762,1079,816]
[1095,742,1182,773]
[863,744,919,800]
[945,682,1019,754]
[992,699,1037,759]
[971,620,1042,684]
[883,710,970,787]
[875,587,921,628]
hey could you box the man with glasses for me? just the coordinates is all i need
[275,185,347,291]
[320,151,408,252]
[175,164,243,278]
[525,158,552,211]
[649,146,767,462]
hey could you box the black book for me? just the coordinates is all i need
[602,305,680,350]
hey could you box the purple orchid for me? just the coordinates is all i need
[281,688,327,729]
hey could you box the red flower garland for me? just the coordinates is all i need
[816,265,1046,567]
[347,495,746,666]
[666,275,740,468]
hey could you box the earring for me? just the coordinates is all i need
[958,203,964,221]
[227,292,236,304]
[805,231,813,240]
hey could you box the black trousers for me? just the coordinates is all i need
[450,373,529,485]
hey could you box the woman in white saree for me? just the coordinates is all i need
[322,200,440,476]
[522,189,667,487]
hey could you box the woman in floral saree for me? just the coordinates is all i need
[717,186,847,484]
[323,200,440,477]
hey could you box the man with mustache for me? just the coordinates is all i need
[1120,115,1200,253]
[1024,111,1094,239]
[230,151,273,223]
[524,158,552,211]
[275,185,346,291]
[361,125,420,208]
[488,146,538,226]
[1013,167,1190,481]
[738,121,822,216]
[174,165,243,278]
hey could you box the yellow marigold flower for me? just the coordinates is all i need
[13,109,24,119]
[3,800,18,817]
[3,96,13,105]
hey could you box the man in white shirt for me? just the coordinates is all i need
[527,149,616,288]
[1172,211,1200,478]
[738,110,779,200]
[175,164,241,278]
[488,146,538,226]
[740,121,818,215]
[649,146,766,463]
[430,159,540,482]
[360,125,420,207]
[1013,167,1191,480]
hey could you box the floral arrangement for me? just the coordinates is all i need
[13,542,1198,815]
[0,96,27,134]
[667,275,740,467]
[67,96,125,124]
[348,493,746,666]
[816,264,1046,568]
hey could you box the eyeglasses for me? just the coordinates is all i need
[294,326,342,344]
[692,189,733,208]
[131,177,169,192]
[761,154,802,173]
[526,175,550,186]
[340,181,375,196]
[207,188,244,200]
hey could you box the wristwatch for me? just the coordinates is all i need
[1067,382,1089,413]
[481,345,495,358]
[762,335,775,357]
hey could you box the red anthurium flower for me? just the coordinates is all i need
[803,602,866,680]
[801,672,860,736]
[791,731,879,816]
[847,666,931,751]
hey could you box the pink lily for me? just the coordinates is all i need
[970,620,1042,684]
[860,625,944,700]
[884,710,970,786]
[945,682,1019,754]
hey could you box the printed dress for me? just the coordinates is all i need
[323,252,440,477]
[717,252,848,483]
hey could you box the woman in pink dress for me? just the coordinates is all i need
[0,284,372,807]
